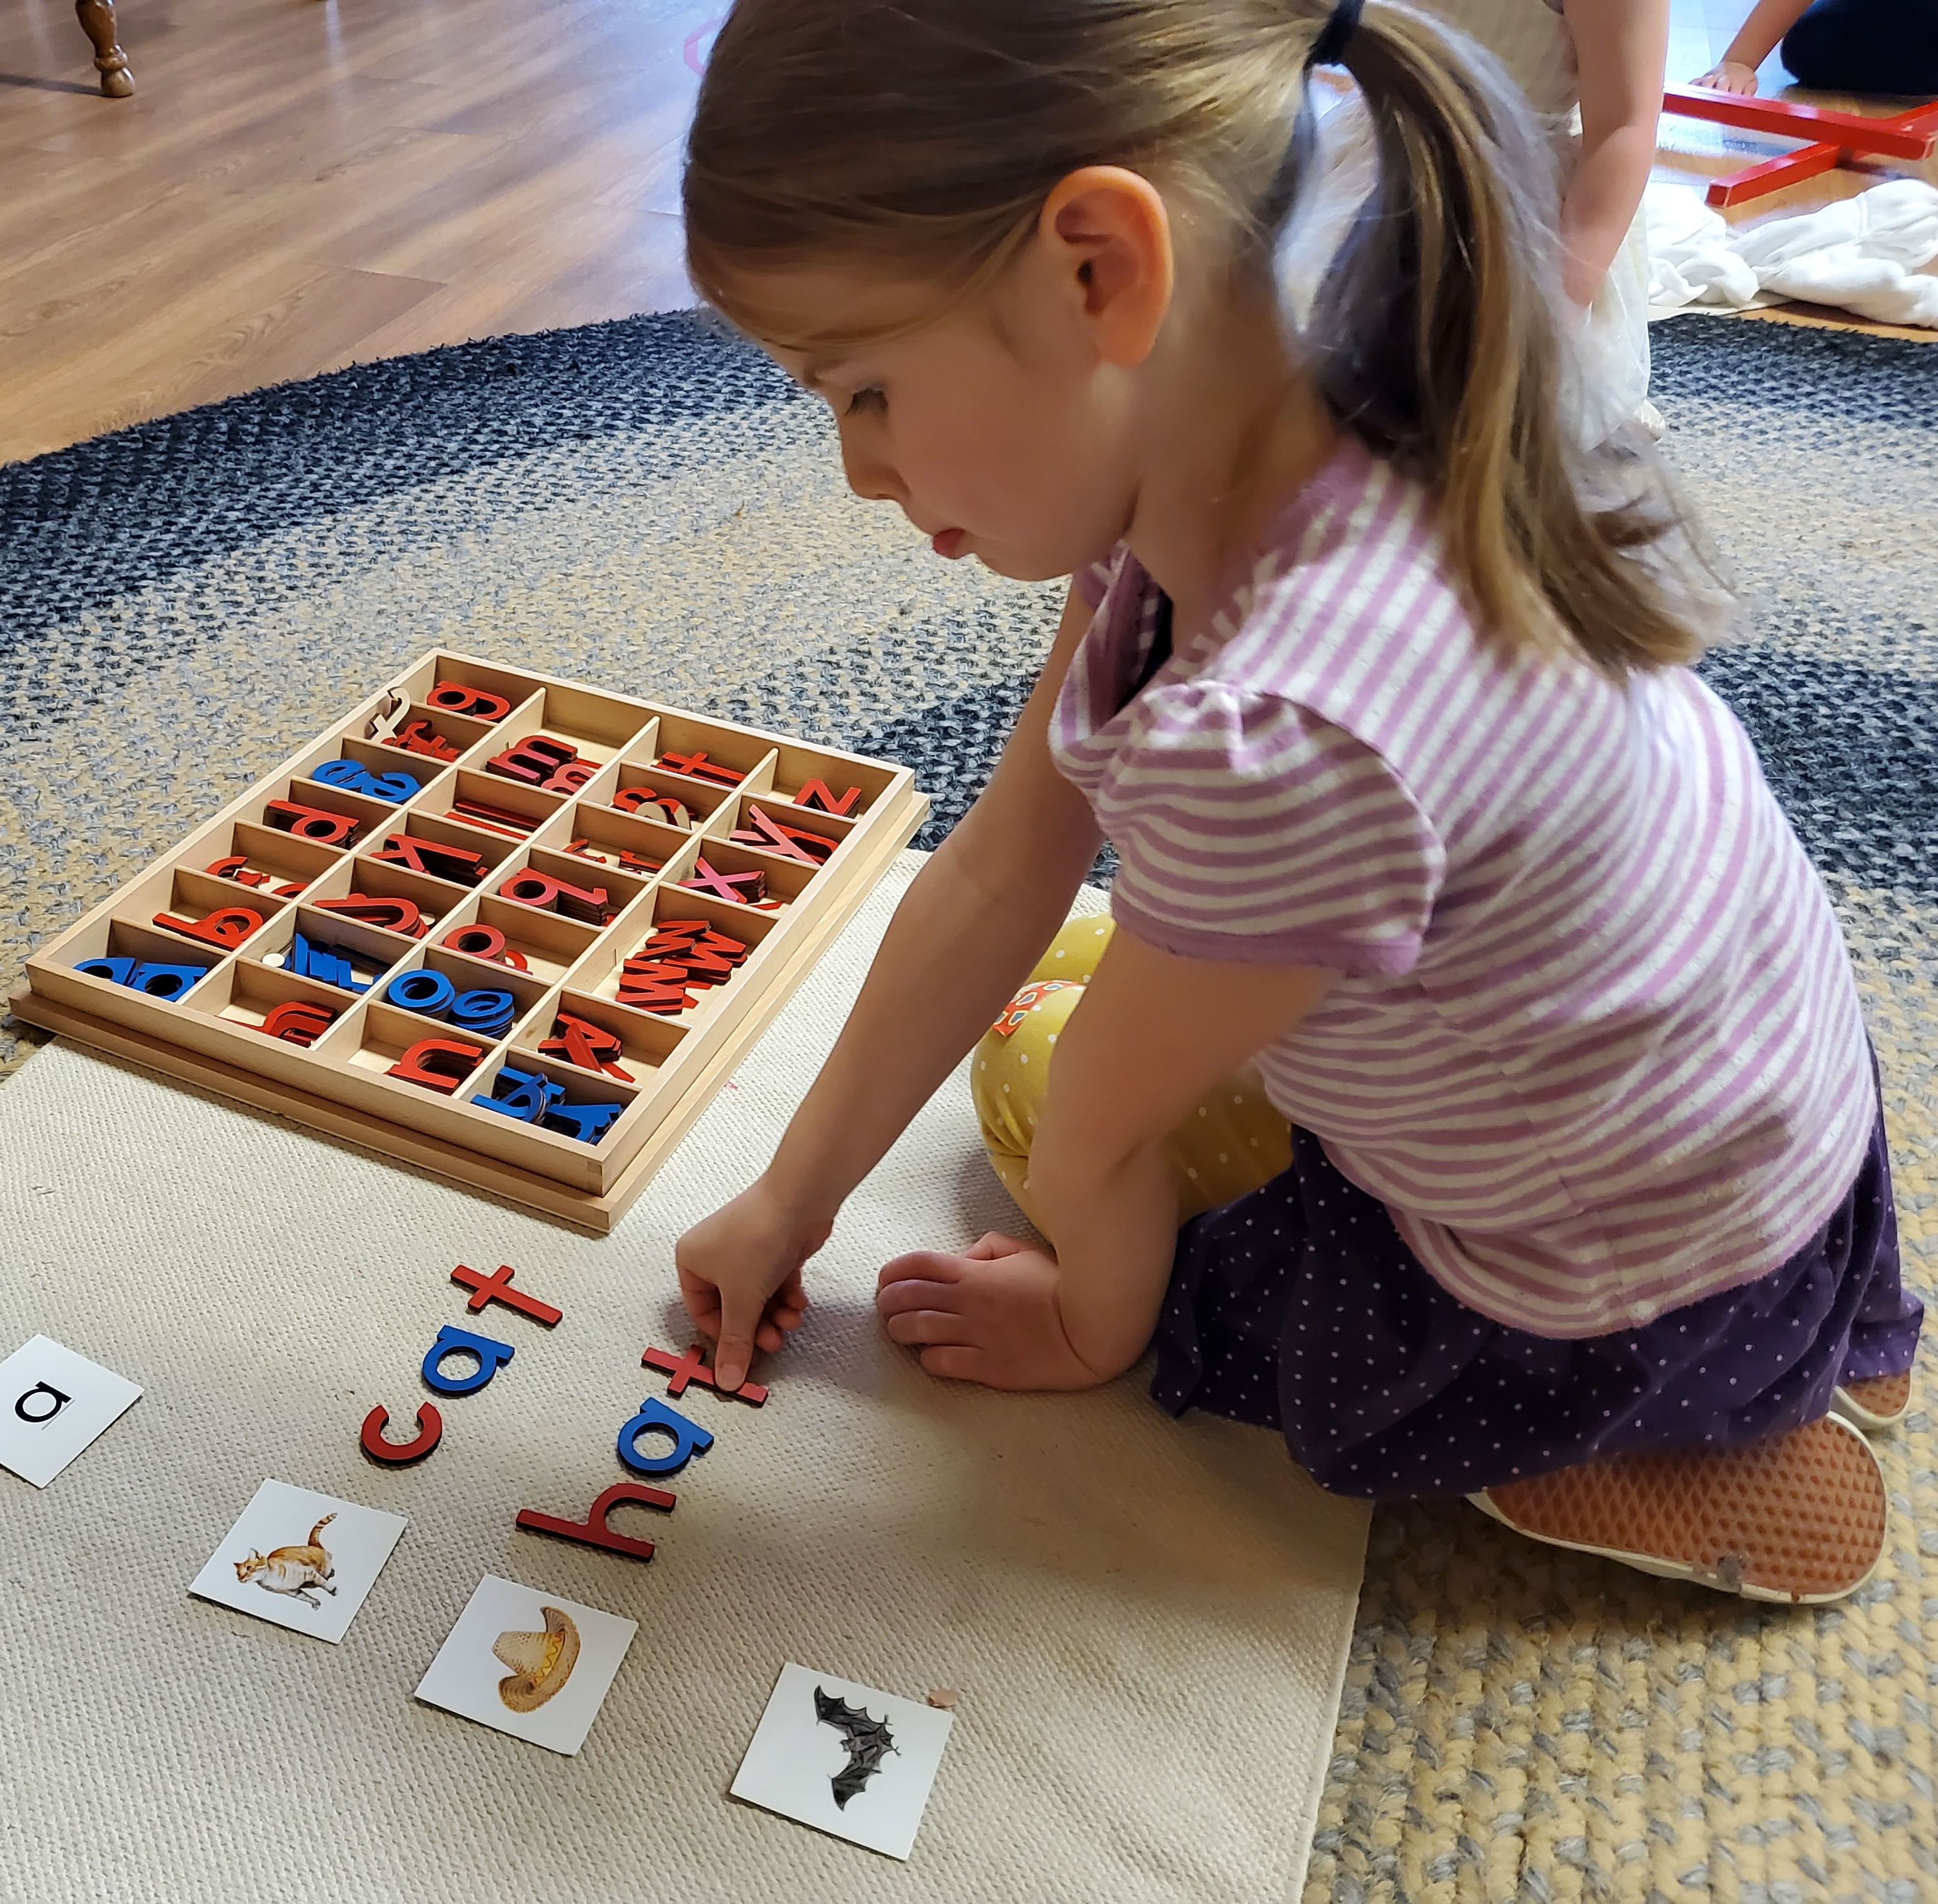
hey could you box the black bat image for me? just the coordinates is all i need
[814,1686,899,1808]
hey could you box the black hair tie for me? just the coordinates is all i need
[1306,0,1364,67]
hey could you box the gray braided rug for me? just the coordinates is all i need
[3,312,1934,1900]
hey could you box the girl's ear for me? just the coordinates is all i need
[1038,166,1174,368]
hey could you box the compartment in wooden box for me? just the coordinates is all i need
[717,793,854,870]
[600,762,739,831]
[39,916,227,1010]
[667,837,817,913]
[325,857,473,939]
[448,897,602,983]
[436,769,566,842]
[558,802,693,881]
[142,866,292,958]
[470,1048,641,1147]
[189,820,344,900]
[490,682,653,761]
[575,888,781,1023]
[525,991,688,1086]
[199,960,355,1048]
[361,812,524,890]
[249,904,418,999]
[365,944,553,1043]
[308,736,450,810]
[490,846,651,929]
[252,775,398,854]
[343,1000,497,1097]
[365,698,502,768]
[764,739,900,817]
[639,710,776,795]
[389,654,543,727]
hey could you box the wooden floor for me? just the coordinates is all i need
[1,0,1932,466]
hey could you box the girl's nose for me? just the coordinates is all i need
[839,428,902,506]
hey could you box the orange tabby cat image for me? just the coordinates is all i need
[232,1514,337,1607]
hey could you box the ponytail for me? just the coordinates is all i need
[1298,4,1709,672]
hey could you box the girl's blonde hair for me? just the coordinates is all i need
[685,0,1711,674]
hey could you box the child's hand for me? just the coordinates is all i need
[675,1178,827,1391]
[875,1232,1113,1391]
[1692,59,1759,93]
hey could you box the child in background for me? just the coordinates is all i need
[1288,0,1665,443]
[1694,0,1938,99]
[674,0,1920,1602]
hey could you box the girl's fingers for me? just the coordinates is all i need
[875,1276,961,1318]
[965,1231,1029,1259]
[877,1249,966,1291]
[883,1307,971,1347]
[918,1345,989,1382]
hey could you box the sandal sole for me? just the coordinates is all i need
[1470,1413,1887,1604]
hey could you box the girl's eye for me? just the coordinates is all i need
[844,387,885,417]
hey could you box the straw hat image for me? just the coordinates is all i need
[493,1605,581,1713]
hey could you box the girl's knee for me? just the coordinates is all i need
[972,981,1084,1161]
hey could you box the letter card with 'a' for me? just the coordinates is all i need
[0,1335,142,1488]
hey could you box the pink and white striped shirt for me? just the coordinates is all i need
[1053,438,1875,1338]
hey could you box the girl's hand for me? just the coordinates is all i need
[875,1232,1114,1391]
[675,1178,828,1391]
[1692,59,1759,93]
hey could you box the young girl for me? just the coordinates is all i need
[673,0,1921,1603]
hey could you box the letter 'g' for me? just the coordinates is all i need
[421,1325,516,1397]
[14,1382,71,1425]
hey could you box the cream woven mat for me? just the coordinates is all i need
[0,853,1367,1904]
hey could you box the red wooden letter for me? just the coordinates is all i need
[360,1402,443,1464]
[451,1262,562,1327]
[515,1482,675,1562]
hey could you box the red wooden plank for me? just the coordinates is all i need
[1664,86,1938,161]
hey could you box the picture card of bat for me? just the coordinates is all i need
[188,1479,407,1645]
[730,1663,955,1861]
[413,1574,638,1757]
[0,1335,142,1488]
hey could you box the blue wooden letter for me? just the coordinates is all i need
[616,1396,714,1476]
[422,1324,516,1396]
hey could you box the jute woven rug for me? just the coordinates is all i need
[3,311,1934,1899]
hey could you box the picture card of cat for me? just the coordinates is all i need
[414,1574,637,1757]
[188,1479,407,1645]
[730,1663,955,1861]
[0,1335,143,1489]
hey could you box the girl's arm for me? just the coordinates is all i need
[676,581,1105,1390]
[879,928,1330,1390]
[1692,0,1816,93]
[1559,0,1671,309]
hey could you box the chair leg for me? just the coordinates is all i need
[76,0,134,98]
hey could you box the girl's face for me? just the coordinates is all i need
[754,256,1147,584]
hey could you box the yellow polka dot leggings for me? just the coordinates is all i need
[971,914,1293,1237]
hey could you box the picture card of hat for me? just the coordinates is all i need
[414,1574,638,1756]
[188,1478,407,1645]
[0,1335,143,1488]
[730,1663,956,1861]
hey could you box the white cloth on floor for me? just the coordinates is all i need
[1646,179,1938,329]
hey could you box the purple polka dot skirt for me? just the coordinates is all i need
[1150,1104,1920,1501]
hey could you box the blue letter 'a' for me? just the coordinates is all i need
[616,1396,714,1476]
[422,1325,516,1396]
